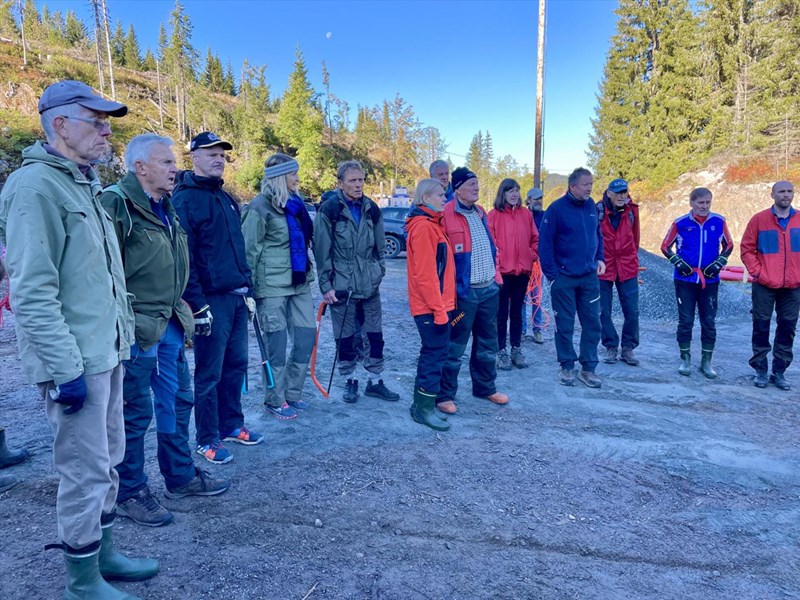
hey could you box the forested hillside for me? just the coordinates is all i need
[0,0,538,205]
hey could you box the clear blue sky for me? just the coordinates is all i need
[50,0,618,175]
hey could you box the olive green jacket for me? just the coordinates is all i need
[0,141,133,385]
[241,191,314,298]
[100,172,194,350]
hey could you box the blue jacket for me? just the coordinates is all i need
[172,172,253,311]
[661,212,733,284]
[538,192,604,281]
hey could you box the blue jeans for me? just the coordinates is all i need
[599,277,639,350]
[551,273,602,372]
[193,293,248,447]
[439,283,500,402]
[117,320,196,500]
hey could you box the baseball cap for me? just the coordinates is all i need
[38,80,128,117]
[526,187,544,200]
[190,131,233,151]
[608,178,628,193]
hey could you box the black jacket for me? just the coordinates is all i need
[172,171,252,311]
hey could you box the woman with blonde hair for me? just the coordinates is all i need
[405,178,456,431]
[488,178,539,370]
[242,154,315,419]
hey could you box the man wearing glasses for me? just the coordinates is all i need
[0,80,159,597]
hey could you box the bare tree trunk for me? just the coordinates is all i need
[534,0,546,188]
[17,0,27,66]
[156,59,164,127]
[175,84,181,139]
[99,0,115,99]
[90,1,105,94]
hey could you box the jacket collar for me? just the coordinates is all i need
[22,141,101,190]
[118,171,174,226]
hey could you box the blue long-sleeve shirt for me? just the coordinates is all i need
[538,192,604,281]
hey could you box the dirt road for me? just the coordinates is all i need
[1,258,799,599]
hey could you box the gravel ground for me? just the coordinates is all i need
[1,256,799,600]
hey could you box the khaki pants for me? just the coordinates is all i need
[40,364,125,549]
[256,291,316,406]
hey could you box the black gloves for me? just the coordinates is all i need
[703,256,728,279]
[52,375,88,415]
[669,254,693,277]
[193,305,213,337]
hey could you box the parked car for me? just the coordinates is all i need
[381,206,409,259]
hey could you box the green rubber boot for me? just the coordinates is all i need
[410,388,450,432]
[700,344,717,379]
[678,345,691,376]
[98,525,159,582]
[64,548,139,600]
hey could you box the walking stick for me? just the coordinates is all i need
[252,313,275,389]
[309,302,330,399]
[327,289,353,396]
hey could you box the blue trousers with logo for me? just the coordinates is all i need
[117,320,196,500]
[551,273,602,372]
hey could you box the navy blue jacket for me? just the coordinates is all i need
[172,172,253,311]
[538,192,604,281]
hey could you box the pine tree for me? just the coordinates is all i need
[110,19,125,65]
[157,22,167,62]
[224,60,236,95]
[203,48,225,92]
[0,1,19,38]
[123,24,141,69]
[142,48,156,71]
[22,0,41,40]
[63,10,86,47]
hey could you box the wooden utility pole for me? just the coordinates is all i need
[533,0,546,188]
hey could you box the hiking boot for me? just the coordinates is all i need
[533,330,544,344]
[496,350,512,371]
[265,402,298,420]
[365,379,400,401]
[510,347,528,369]
[0,473,18,493]
[770,372,791,390]
[700,349,717,379]
[343,378,359,403]
[577,370,602,388]
[410,388,450,432]
[98,525,159,582]
[287,399,311,411]
[164,468,230,499]
[602,347,618,364]
[559,369,576,386]
[753,371,768,388]
[116,487,174,527]
[223,426,264,445]
[436,400,457,414]
[678,347,691,376]
[0,427,29,469]
[196,440,233,464]
[485,391,509,405]
[621,348,640,366]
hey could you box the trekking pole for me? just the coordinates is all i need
[252,313,275,389]
[327,288,353,396]
[309,302,330,399]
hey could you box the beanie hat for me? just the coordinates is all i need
[451,167,477,190]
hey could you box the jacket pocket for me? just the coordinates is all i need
[757,230,779,254]
[790,228,800,253]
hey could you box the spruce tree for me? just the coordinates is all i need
[110,19,125,65]
[224,60,236,95]
[0,1,18,37]
[64,10,86,47]
[123,24,141,69]
[142,48,156,71]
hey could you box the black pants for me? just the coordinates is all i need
[674,280,718,347]
[551,273,602,372]
[497,273,529,350]
[599,277,639,350]
[749,283,800,373]
[414,314,451,394]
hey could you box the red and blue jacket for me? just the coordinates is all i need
[661,212,734,284]
[740,207,800,289]
[442,200,501,298]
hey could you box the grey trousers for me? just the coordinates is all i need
[40,364,125,549]
[256,292,316,407]
[329,291,385,376]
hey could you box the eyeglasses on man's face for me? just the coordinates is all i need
[61,115,111,131]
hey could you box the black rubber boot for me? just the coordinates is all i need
[98,525,159,582]
[678,345,691,376]
[0,427,29,469]
[64,547,139,600]
[409,388,450,432]
[700,345,717,379]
